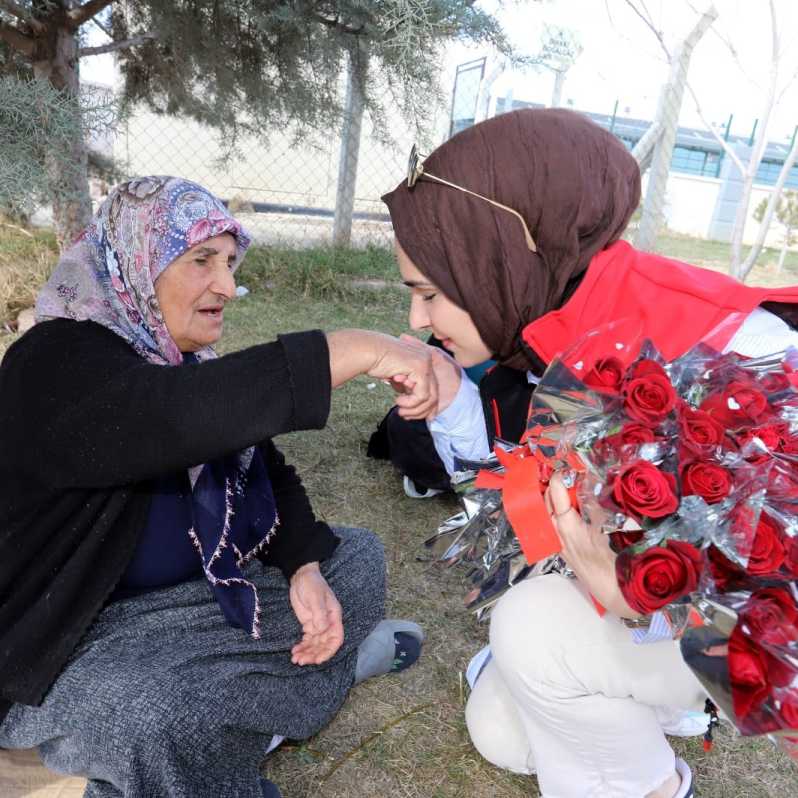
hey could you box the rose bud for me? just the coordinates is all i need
[739,587,798,648]
[678,404,727,456]
[609,529,645,553]
[615,540,703,614]
[622,359,677,425]
[746,513,786,576]
[700,380,772,428]
[584,356,625,393]
[680,460,733,505]
[729,629,771,719]
[610,459,679,520]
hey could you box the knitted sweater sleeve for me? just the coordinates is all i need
[0,319,332,489]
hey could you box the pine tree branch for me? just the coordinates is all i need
[79,32,156,56]
[67,0,114,31]
[0,0,44,33]
[312,12,366,36]
[0,17,34,55]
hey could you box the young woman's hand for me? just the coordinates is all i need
[289,562,345,665]
[395,334,462,414]
[545,473,641,619]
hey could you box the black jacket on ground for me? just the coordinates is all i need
[368,362,534,491]
[0,319,337,723]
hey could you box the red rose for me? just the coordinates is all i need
[584,357,625,393]
[616,540,703,614]
[609,529,645,552]
[680,460,733,504]
[678,404,727,456]
[622,359,677,424]
[619,422,660,445]
[596,423,662,463]
[747,513,786,575]
[700,380,771,428]
[761,372,791,393]
[737,421,791,463]
[783,536,798,577]
[779,689,798,733]
[611,459,679,520]
[729,628,771,718]
[706,545,744,590]
[739,587,798,647]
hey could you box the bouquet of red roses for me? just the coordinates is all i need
[521,318,798,751]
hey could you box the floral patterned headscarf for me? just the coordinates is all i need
[36,176,251,365]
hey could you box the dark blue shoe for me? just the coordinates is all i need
[259,777,282,798]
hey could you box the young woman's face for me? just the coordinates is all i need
[395,240,492,367]
[155,232,237,352]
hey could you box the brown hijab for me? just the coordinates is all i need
[382,108,641,369]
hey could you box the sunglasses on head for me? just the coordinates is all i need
[406,144,537,253]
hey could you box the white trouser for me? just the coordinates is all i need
[465,575,706,798]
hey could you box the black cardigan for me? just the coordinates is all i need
[0,319,338,722]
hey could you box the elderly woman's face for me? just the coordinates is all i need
[396,241,491,368]
[155,232,237,352]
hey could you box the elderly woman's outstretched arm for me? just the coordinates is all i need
[0,319,436,491]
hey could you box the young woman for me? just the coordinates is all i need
[381,108,798,798]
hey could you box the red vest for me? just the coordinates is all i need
[522,240,798,365]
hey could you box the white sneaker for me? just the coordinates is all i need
[656,706,711,737]
[403,476,444,499]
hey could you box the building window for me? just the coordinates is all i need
[755,159,798,189]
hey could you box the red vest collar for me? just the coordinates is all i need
[522,240,798,366]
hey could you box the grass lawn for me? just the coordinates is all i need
[2,228,798,795]
[217,248,798,798]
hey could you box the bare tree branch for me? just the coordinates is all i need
[740,131,798,281]
[622,0,669,59]
[0,0,44,33]
[91,14,112,39]
[66,0,114,30]
[79,32,156,56]
[0,17,33,55]
[776,62,798,104]
[684,80,745,174]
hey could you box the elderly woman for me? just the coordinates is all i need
[0,177,431,798]
[381,109,798,798]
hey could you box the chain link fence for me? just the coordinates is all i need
[90,60,487,251]
[88,57,798,253]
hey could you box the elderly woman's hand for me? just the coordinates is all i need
[545,473,641,619]
[289,562,345,665]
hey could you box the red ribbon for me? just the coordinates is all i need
[476,446,562,564]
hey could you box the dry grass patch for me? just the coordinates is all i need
[0,223,57,356]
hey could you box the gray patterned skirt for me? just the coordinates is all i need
[0,526,385,797]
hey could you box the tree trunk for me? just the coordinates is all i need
[635,6,717,252]
[777,237,789,274]
[332,47,366,247]
[729,1,780,279]
[738,134,798,282]
[32,20,92,248]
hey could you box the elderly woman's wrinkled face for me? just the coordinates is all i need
[155,232,237,352]
[396,241,491,368]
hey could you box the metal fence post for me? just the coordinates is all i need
[332,49,366,247]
